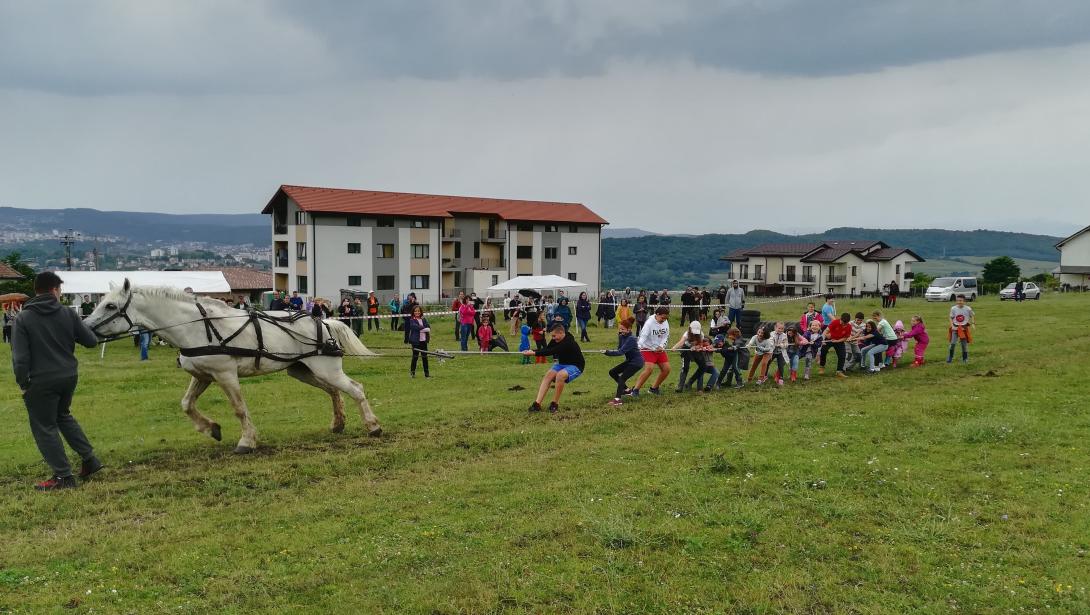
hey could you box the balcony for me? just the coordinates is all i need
[481,229,507,243]
[442,228,462,240]
[740,274,765,283]
[442,258,462,270]
[779,273,816,284]
[275,257,288,268]
[826,274,847,284]
[273,224,287,235]
[475,258,505,270]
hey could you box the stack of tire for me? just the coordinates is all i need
[737,309,762,337]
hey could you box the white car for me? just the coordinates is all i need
[999,282,1041,300]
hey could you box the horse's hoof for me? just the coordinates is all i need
[210,423,222,441]
[233,446,255,455]
[331,423,346,434]
[368,428,383,438]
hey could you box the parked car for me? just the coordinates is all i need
[999,282,1041,300]
[925,277,978,302]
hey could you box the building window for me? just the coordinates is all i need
[516,245,532,259]
[377,244,394,258]
[376,275,395,291]
[411,244,429,259]
[347,243,361,254]
[491,275,499,285]
[297,275,308,293]
[544,224,559,233]
[296,242,307,260]
[568,246,577,256]
[473,242,480,259]
[376,217,394,228]
[544,247,558,259]
[740,264,749,279]
[453,242,462,258]
[851,266,858,276]
[567,273,577,281]
[410,275,430,290]
[295,211,307,225]
[411,219,430,229]
[347,215,362,227]
[453,272,462,287]
[754,265,763,279]
[895,264,901,275]
[517,223,533,232]
[348,275,362,286]
[568,224,578,233]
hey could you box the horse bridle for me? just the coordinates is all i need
[90,291,135,336]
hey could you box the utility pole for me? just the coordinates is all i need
[59,229,80,271]
[92,235,100,271]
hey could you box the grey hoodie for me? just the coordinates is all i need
[11,294,98,390]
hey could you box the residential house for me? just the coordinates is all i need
[1055,224,1090,289]
[721,240,924,296]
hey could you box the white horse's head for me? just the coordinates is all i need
[83,278,139,339]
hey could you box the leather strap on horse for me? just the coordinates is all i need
[181,307,344,363]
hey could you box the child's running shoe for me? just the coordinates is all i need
[776,378,784,387]
[756,377,767,385]
[528,401,542,413]
[733,381,745,389]
[548,402,559,413]
[835,371,847,379]
[649,387,662,396]
[702,386,712,393]
[625,388,640,398]
[608,398,623,407]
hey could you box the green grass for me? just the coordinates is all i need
[2,295,1089,613]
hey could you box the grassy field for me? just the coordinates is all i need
[2,294,1089,613]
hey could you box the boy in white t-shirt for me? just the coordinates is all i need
[947,294,976,363]
[629,307,671,397]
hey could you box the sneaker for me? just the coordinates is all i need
[79,457,104,480]
[528,402,542,413]
[675,385,684,393]
[776,378,784,387]
[756,377,766,385]
[548,402,559,413]
[625,388,640,398]
[733,381,745,389]
[835,371,847,379]
[410,373,416,379]
[702,386,712,393]
[649,387,662,396]
[608,398,623,407]
[790,373,797,383]
[946,358,953,364]
[34,475,78,491]
[868,368,880,374]
[962,359,969,364]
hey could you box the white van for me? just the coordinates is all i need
[925,277,978,302]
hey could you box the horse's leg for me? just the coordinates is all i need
[214,374,259,454]
[308,361,381,437]
[287,363,345,433]
[180,376,221,441]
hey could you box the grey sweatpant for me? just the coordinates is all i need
[23,376,95,478]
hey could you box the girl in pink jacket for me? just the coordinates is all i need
[901,315,930,367]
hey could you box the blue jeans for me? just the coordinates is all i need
[577,318,589,341]
[459,323,473,351]
[728,307,742,326]
[862,344,889,370]
[139,332,151,361]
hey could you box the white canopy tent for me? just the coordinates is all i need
[57,271,232,296]
[486,274,587,295]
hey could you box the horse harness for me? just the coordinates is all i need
[178,303,344,366]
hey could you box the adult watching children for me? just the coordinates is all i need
[726,280,745,327]
[11,271,103,491]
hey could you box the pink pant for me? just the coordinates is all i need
[914,341,928,361]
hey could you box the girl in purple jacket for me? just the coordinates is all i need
[902,315,930,367]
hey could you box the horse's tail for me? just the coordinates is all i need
[326,319,377,357]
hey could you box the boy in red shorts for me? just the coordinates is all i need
[629,306,672,397]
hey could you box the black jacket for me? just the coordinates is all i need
[11,294,98,390]
[535,334,585,371]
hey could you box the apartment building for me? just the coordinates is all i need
[263,185,607,302]
[721,240,924,297]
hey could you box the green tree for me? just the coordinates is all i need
[910,273,934,292]
[0,252,36,296]
[981,256,1021,285]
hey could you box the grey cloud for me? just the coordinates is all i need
[4,1,1090,95]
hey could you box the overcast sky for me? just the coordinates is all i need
[1,1,1088,236]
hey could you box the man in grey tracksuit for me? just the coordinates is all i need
[11,271,103,490]
[726,280,746,327]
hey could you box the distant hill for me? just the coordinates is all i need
[602,227,660,239]
[602,228,1062,289]
[0,206,268,245]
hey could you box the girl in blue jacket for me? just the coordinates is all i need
[602,317,644,406]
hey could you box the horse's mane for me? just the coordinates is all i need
[130,286,238,312]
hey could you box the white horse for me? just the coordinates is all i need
[83,280,381,453]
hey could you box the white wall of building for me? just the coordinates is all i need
[532,231,543,275]
[313,225,373,299]
[1060,232,1090,267]
[559,231,600,293]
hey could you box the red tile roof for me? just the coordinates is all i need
[803,247,862,263]
[196,267,272,291]
[732,243,826,257]
[263,185,608,225]
[0,262,24,279]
